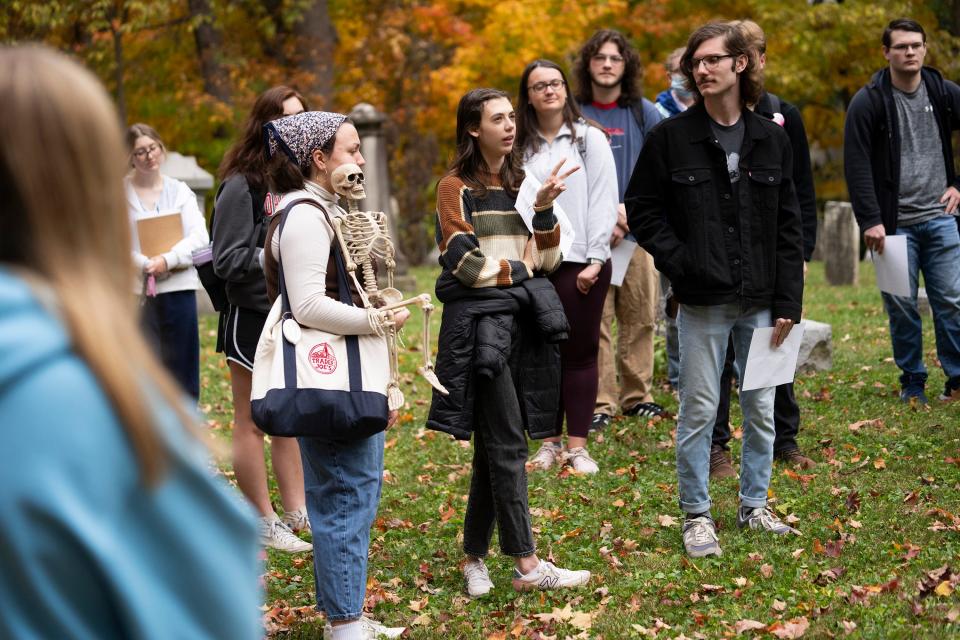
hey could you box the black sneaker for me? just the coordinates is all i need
[623,402,665,418]
[590,413,611,431]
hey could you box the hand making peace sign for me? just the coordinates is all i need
[534,158,579,209]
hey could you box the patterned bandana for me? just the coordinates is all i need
[264,111,347,168]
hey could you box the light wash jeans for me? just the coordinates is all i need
[676,303,775,514]
[298,432,384,621]
[881,215,960,388]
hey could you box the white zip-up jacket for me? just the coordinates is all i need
[522,121,619,263]
[126,175,208,294]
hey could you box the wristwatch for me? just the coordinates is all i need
[587,258,604,266]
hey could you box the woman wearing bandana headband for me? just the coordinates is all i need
[263,111,408,640]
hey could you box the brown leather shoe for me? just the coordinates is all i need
[709,444,737,480]
[777,448,816,470]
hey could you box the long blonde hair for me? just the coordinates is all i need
[0,44,192,484]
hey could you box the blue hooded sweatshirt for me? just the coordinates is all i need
[0,269,261,639]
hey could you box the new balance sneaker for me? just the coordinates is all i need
[281,507,311,534]
[565,447,599,474]
[512,560,590,592]
[463,558,494,598]
[259,516,312,553]
[737,506,799,535]
[682,515,722,558]
[624,402,665,418]
[529,441,563,470]
[709,444,738,479]
[590,413,612,431]
[323,616,405,639]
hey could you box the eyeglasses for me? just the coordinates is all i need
[890,42,925,52]
[528,79,565,94]
[592,53,624,64]
[689,54,735,71]
[132,144,162,159]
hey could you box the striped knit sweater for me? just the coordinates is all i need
[435,172,562,288]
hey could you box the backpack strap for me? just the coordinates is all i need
[630,100,647,138]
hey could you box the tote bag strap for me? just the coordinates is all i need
[274,198,364,392]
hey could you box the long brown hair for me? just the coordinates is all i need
[218,85,309,188]
[573,29,644,107]
[446,88,524,197]
[516,59,592,157]
[680,21,762,107]
[0,44,193,484]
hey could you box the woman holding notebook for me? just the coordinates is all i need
[125,123,209,400]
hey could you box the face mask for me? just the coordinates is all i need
[671,74,693,99]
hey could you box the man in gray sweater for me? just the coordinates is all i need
[843,18,960,404]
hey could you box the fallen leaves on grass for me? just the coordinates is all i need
[769,616,810,638]
[262,600,322,636]
[848,418,884,432]
[734,619,766,635]
[815,566,846,585]
[658,514,678,527]
[531,603,594,630]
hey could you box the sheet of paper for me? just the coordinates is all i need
[515,176,575,259]
[137,211,183,257]
[741,322,806,391]
[871,235,911,298]
[609,238,637,287]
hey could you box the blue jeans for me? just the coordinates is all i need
[298,432,384,621]
[677,303,775,514]
[881,215,960,387]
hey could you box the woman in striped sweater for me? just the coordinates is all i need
[434,88,591,598]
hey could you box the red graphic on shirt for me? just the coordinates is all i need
[309,343,338,374]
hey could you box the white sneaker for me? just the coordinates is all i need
[259,516,312,553]
[512,560,590,592]
[529,442,563,470]
[281,507,311,534]
[323,616,405,639]
[463,558,494,598]
[565,447,599,474]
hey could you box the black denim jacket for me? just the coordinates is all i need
[625,103,804,322]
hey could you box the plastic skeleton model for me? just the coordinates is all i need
[329,164,448,409]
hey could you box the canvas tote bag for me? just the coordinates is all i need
[251,198,389,440]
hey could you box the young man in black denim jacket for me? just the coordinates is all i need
[626,21,804,559]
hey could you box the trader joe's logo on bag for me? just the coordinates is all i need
[308,343,337,374]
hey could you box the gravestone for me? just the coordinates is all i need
[162,152,214,212]
[823,201,859,286]
[797,319,832,374]
[161,152,216,314]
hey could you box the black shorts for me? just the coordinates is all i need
[216,304,268,371]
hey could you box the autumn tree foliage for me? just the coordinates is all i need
[3,0,959,262]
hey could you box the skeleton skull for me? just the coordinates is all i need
[330,163,366,201]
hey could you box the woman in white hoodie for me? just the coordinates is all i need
[125,124,208,399]
[517,59,619,475]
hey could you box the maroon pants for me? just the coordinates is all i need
[548,260,612,438]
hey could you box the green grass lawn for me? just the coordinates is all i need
[199,261,960,639]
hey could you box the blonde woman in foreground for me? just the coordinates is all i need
[0,45,261,639]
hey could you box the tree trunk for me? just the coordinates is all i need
[187,0,230,103]
[292,0,337,105]
[111,24,127,123]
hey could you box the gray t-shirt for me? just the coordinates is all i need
[710,117,744,184]
[894,82,950,226]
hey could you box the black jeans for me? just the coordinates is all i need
[711,335,801,455]
[463,322,536,558]
[141,290,200,400]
